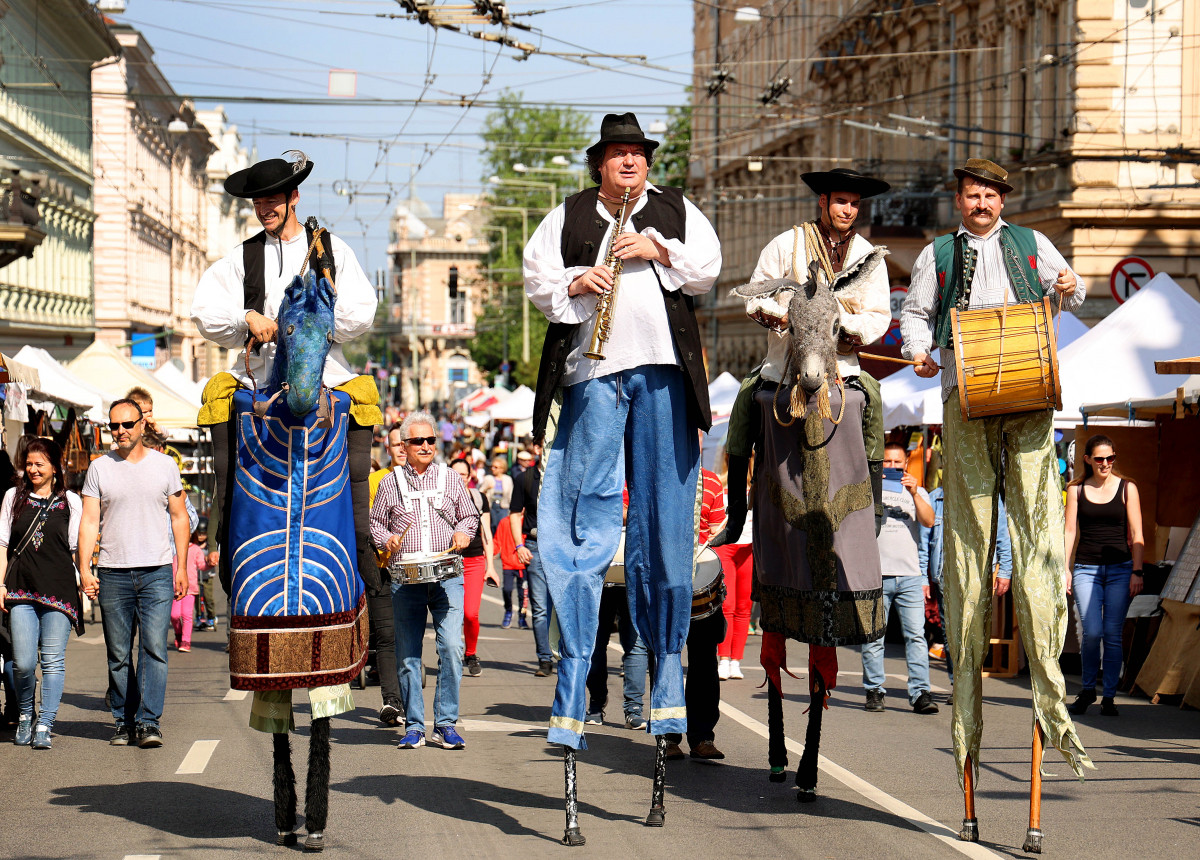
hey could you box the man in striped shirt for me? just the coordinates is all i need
[900,158,1094,792]
[369,411,478,751]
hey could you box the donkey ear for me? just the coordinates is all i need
[284,275,305,302]
[317,276,336,306]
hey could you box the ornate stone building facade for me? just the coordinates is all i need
[92,22,213,378]
[386,193,489,410]
[0,0,119,358]
[693,0,1200,379]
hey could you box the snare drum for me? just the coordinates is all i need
[951,297,1062,421]
[691,547,726,620]
[388,550,464,585]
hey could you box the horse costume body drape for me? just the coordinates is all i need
[227,387,369,695]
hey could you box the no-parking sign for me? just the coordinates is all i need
[1110,256,1154,303]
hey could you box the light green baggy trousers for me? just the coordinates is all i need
[942,397,1094,788]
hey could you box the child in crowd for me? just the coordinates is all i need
[171,525,211,651]
[194,519,217,632]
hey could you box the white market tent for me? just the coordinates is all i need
[708,371,741,419]
[488,385,534,422]
[1081,373,1200,422]
[68,341,201,430]
[14,345,109,421]
[153,362,205,408]
[1056,274,1200,424]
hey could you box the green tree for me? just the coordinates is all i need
[470,92,589,389]
[651,99,692,192]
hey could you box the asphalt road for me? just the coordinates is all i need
[3,587,1197,860]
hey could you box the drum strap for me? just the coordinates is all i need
[393,465,448,555]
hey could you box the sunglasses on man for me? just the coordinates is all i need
[108,420,142,431]
[405,436,438,447]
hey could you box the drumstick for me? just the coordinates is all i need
[858,352,943,370]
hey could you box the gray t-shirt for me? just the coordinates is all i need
[877,482,930,577]
[82,449,183,568]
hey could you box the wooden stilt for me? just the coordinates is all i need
[1022,723,1045,853]
[562,748,585,846]
[645,735,667,826]
[960,753,979,842]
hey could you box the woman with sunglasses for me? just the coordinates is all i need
[0,438,83,749]
[1064,434,1143,716]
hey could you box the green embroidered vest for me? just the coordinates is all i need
[932,224,1041,348]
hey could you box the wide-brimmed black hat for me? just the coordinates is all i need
[953,158,1014,194]
[585,112,660,163]
[801,168,890,199]
[224,153,314,199]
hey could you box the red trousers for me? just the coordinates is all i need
[462,555,486,657]
[716,543,753,660]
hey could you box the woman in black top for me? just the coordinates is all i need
[1064,434,1144,716]
[0,439,83,748]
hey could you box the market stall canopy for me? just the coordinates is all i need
[462,386,510,415]
[67,341,200,429]
[1080,375,1200,422]
[13,345,108,419]
[488,385,534,422]
[880,310,1089,428]
[1058,274,1200,424]
[708,372,741,419]
[153,362,205,407]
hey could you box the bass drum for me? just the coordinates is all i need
[691,547,726,620]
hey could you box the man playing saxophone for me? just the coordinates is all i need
[523,112,721,753]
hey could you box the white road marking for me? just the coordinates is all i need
[718,700,1000,859]
[481,592,506,608]
[76,635,105,646]
[124,855,162,860]
[176,740,220,775]
[223,689,249,701]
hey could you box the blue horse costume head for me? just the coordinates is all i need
[263,269,336,417]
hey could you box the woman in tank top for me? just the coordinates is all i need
[1064,434,1144,716]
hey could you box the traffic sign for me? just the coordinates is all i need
[1110,256,1153,304]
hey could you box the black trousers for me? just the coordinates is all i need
[586,586,641,714]
[367,582,399,705]
[209,414,380,596]
[666,608,726,748]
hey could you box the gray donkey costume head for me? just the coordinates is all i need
[732,246,889,421]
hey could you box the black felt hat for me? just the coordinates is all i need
[585,113,660,163]
[223,153,314,199]
[801,168,891,199]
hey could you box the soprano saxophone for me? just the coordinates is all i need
[583,187,632,360]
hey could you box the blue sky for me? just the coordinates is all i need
[115,0,698,271]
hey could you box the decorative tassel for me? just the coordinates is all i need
[790,377,807,419]
[815,380,833,422]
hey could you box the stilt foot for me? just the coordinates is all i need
[959,818,979,842]
[1022,828,1043,854]
[303,831,325,852]
[768,766,787,783]
[645,806,665,827]
[796,788,817,804]
[562,827,586,846]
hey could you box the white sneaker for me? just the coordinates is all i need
[718,658,731,680]
[729,660,745,680]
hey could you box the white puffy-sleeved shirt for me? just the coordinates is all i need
[751,228,891,383]
[190,229,378,387]
[523,184,722,386]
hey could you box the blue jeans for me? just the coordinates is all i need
[525,539,551,662]
[861,575,931,702]
[540,365,699,747]
[10,604,72,728]
[391,576,464,733]
[586,586,648,720]
[98,565,174,728]
[1073,561,1133,698]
